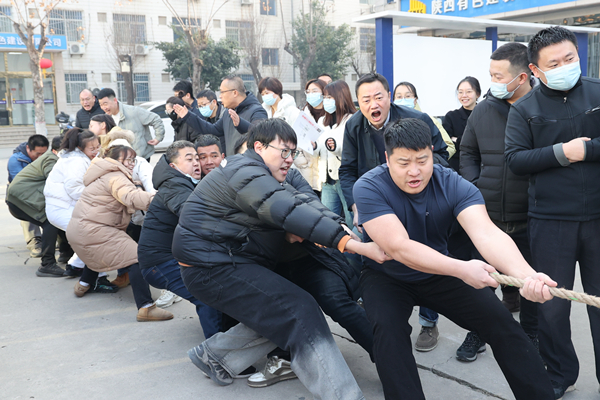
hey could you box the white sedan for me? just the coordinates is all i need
[139,101,175,151]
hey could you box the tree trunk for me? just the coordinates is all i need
[123,71,135,105]
[187,31,203,95]
[249,57,262,100]
[28,47,47,135]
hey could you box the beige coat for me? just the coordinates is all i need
[66,157,154,272]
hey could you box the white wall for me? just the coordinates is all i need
[393,34,492,117]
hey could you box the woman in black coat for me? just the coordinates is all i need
[166,96,200,143]
[443,76,481,172]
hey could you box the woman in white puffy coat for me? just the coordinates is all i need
[259,77,320,191]
[44,128,101,276]
[314,80,357,227]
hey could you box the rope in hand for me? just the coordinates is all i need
[491,273,600,308]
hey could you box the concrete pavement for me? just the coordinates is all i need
[0,147,597,400]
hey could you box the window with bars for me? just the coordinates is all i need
[172,17,201,41]
[0,6,12,33]
[113,14,146,45]
[225,20,251,46]
[65,73,88,104]
[360,27,375,52]
[117,73,150,103]
[49,10,84,42]
[262,48,278,66]
[260,0,276,16]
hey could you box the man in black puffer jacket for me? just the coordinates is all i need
[173,119,387,399]
[460,42,538,363]
[138,140,223,338]
[505,26,600,398]
[75,89,104,129]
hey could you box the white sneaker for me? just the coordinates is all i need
[156,290,182,308]
[247,356,297,388]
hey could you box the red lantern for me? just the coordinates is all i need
[40,59,53,69]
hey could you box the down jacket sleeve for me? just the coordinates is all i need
[339,122,360,209]
[133,157,156,194]
[63,157,89,202]
[229,165,347,248]
[109,174,155,213]
[285,168,344,224]
[459,112,482,185]
[162,180,193,217]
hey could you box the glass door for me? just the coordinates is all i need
[0,77,8,125]
[8,76,55,125]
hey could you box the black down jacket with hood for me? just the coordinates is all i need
[172,149,348,270]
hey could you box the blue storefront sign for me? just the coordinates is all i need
[403,0,570,18]
[0,33,67,52]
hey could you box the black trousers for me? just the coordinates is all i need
[360,268,553,400]
[7,201,69,266]
[529,217,600,387]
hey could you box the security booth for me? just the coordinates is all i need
[0,33,67,127]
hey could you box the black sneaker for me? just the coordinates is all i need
[456,331,486,362]
[36,263,65,277]
[551,379,575,399]
[88,276,119,294]
[63,264,83,278]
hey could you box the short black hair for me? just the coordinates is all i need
[247,119,297,150]
[197,89,217,102]
[51,136,62,151]
[195,134,222,153]
[384,118,432,155]
[457,76,481,97]
[166,140,195,164]
[91,114,116,133]
[173,80,194,98]
[528,26,578,66]
[166,96,186,107]
[491,42,531,77]
[317,73,332,80]
[258,77,283,99]
[355,73,389,96]
[233,134,249,154]
[97,88,116,100]
[28,134,49,150]
[393,81,418,100]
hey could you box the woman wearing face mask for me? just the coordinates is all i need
[393,82,455,159]
[303,78,327,123]
[444,76,481,171]
[67,145,172,321]
[44,128,102,280]
[166,96,200,143]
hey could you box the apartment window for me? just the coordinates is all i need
[213,19,221,29]
[262,48,279,66]
[172,17,201,41]
[0,6,12,33]
[102,73,111,83]
[65,73,88,104]
[360,27,375,52]
[49,10,84,41]
[225,20,251,46]
[260,0,276,16]
[98,12,107,23]
[113,14,146,44]
[117,73,150,103]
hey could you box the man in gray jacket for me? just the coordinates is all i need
[97,88,165,160]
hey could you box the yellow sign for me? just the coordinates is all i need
[408,0,426,13]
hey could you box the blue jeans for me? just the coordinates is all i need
[141,259,222,338]
[321,181,353,228]
[419,307,439,328]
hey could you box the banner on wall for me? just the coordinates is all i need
[0,33,67,52]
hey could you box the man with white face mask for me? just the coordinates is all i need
[505,26,600,399]
[459,43,537,363]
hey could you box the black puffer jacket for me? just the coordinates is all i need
[505,77,600,221]
[339,103,449,210]
[172,149,347,269]
[172,117,200,144]
[75,98,104,129]
[138,155,195,269]
[460,92,529,222]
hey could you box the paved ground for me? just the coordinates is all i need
[0,147,598,400]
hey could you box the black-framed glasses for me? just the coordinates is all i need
[266,144,299,160]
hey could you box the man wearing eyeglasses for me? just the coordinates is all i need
[173,75,267,156]
[173,118,389,400]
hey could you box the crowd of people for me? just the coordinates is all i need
[5,26,599,399]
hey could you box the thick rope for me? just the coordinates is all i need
[491,273,600,308]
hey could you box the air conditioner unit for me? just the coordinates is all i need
[241,0,253,5]
[69,42,85,55]
[135,44,149,56]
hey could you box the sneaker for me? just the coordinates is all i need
[88,277,119,294]
[247,356,297,388]
[456,331,486,362]
[110,273,130,289]
[137,304,174,322]
[501,290,520,313]
[36,263,65,277]
[28,237,42,258]
[63,264,83,278]
[552,380,575,399]
[188,344,233,386]
[156,290,183,308]
[74,281,90,297]
[415,325,439,352]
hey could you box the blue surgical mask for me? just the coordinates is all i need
[306,93,323,107]
[490,74,522,100]
[323,98,336,114]
[394,98,415,109]
[536,62,581,91]
[199,104,213,118]
[262,93,276,106]
[172,164,200,184]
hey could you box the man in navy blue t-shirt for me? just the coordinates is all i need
[354,118,556,400]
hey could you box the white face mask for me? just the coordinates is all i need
[536,62,581,91]
[171,164,200,184]
[489,74,522,100]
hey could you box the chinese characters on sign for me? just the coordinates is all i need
[432,0,514,15]
[0,33,67,51]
